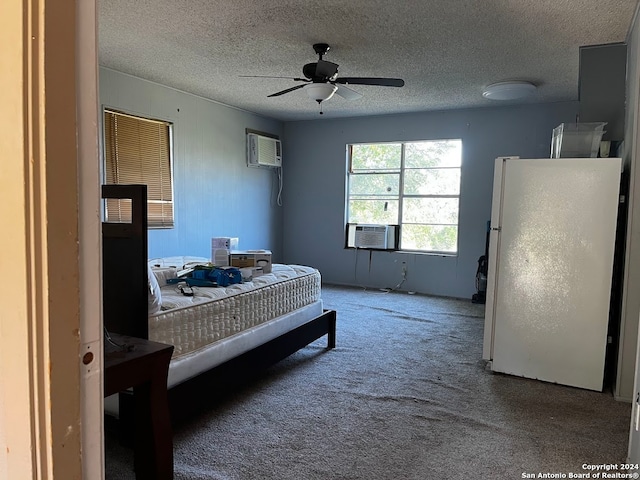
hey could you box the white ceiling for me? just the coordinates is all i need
[98,0,639,122]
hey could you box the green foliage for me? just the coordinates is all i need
[402,225,458,252]
[403,198,459,224]
[349,173,400,196]
[405,140,462,168]
[351,144,401,171]
[349,200,398,224]
[403,168,460,195]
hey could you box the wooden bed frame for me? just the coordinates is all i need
[102,184,336,418]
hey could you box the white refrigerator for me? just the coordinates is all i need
[482,157,621,391]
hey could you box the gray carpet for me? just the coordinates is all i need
[105,284,632,479]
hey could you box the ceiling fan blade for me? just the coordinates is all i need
[240,75,308,82]
[240,75,291,78]
[334,84,363,101]
[267,84,307,97]
[316,60,339,78]
[336,77,405,87]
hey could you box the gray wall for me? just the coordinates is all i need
[281,103,578,299]
[625,4,640,459]
[99,68,285,260]
[618,5,640,405]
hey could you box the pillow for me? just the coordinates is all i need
[148,265,162,314]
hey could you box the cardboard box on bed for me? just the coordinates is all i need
[211,248,230,266]
[230,250,272,273]
[211,237,238,266]
[211,237,239,249]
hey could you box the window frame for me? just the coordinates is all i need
[102,107,176,229]
[346,139,462,254]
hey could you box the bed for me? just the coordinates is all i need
[102,184,336,418]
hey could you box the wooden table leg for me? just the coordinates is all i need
[133,353,173,480]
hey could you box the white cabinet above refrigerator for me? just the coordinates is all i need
[482,157,622,391]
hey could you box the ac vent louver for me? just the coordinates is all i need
[354,225,389,249]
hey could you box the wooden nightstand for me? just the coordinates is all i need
[104,333,174,480]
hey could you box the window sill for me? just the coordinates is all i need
[344,246,457,257]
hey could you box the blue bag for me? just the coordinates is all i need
[167,265,243,287]
[210,267,242,287]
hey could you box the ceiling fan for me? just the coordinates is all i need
[242,43,405,112]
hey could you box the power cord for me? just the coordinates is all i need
[379,262,407,293]
[104,327,135,352]
[276,167,283,206]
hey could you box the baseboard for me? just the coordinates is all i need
[615,393,633,403]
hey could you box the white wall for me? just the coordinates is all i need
[282,102,578,299]
[99,68,285,260]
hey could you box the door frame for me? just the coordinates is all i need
[0,0,102,477]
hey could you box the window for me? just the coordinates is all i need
[103,109,174,228]
[347,140,462,253]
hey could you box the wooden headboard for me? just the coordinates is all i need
[102,184,149,339]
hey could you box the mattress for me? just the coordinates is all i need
[106,262,324,413]
[166,300,323,387]
[149,263,322,360]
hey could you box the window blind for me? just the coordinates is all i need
[104,109,174,228]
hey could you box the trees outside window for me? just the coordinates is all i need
[347,140,462,253]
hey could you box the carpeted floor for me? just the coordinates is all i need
[105,284,632,479]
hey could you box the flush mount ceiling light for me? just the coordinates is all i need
[306,83,338,103]
[482,81,537,101]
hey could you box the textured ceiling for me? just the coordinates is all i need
[98,0,639,122]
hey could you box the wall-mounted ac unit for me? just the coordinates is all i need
[247,133,282,168]
[346,224,399,250]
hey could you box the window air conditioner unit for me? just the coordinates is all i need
[247,133,282,168]
[346,224,399,250]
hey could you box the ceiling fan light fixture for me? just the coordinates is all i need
[306,83,338,102]
[482,81,537,101]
